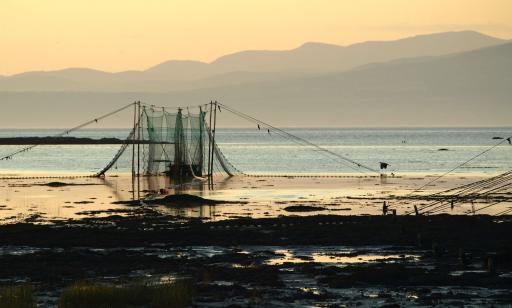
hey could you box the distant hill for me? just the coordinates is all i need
[1,42,510,128]
[209,30,506,72]
[0,31,506,92]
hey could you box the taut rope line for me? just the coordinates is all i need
[0,102,135,161]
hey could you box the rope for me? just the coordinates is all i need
[0,102,135,161]
[407,134,512,195]
[218,103,373,173]
[404,169,512,215]
[135,101,390,177]
[217,103,380,174]
[426,180,512,215]
[427,170,512,197]
[204,121,236,176]
[495,207,512,216]
[95,124,138,176]
[389,133,512,213]
[0,175,97,180]
[466,201,501,215]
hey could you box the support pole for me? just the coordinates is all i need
[132,102,137,200]
[137,101,141,201]
[208,101,213,177]
[210,101,218,189]
[199,106,204,176]
[208,101,213,188]
[177,108,183,182]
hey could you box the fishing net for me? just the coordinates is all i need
[139,106,237,179]
[96,105,239,179]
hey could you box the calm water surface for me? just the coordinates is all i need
[0,127,510,175]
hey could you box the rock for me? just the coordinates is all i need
[284,205,327,212]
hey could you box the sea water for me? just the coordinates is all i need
[0,127,510,175]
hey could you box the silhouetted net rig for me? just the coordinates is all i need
[0,101,380,180]
[0,101,510,216]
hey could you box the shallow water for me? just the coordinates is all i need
[0,127,511,174]
[0,127,511,222]
[0,173,510,222]
[8,244,510,307]
[263,246,419,266]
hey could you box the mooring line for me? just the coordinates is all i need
[0,102,135,161]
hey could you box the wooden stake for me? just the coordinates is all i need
[199,106,204,176]
[208,101,213,180]
[137,101,141,201]
[210,101,218,189]
[132,102,136,200]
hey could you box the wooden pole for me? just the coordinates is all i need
[208,101,213,176]
[177,108,183,182]
[199,106,204,176]
[137,101,141,200]
[208,101,213,188]
[210,101,218,189]
[132,102,136,200]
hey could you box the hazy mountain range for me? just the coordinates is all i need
[0,30,510,127]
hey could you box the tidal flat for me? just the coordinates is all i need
[0,174,511,306]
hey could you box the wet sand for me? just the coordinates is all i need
[0,172,510,223]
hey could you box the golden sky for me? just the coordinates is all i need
[1,0,511,75]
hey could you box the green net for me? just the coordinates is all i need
[95,104,240,180]
[141,107,212,178]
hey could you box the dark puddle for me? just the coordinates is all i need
[1,213,512,306]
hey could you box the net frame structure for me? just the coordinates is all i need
[138,105,236,181]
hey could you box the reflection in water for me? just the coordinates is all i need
[127,175,242,220]
[103,178,125,202]
[266,248,418,266]
[0,172,509,223]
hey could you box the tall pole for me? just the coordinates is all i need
[137,101,141,201]
[210,101,218,189]
[132,102,136,200]
[208,101,213,183]
[199,106,204,176]
[177,108,183,182]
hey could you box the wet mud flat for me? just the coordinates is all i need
[1,173,510,230]
[1,210,512,306]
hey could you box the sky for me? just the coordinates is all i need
[1,0,511,76]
